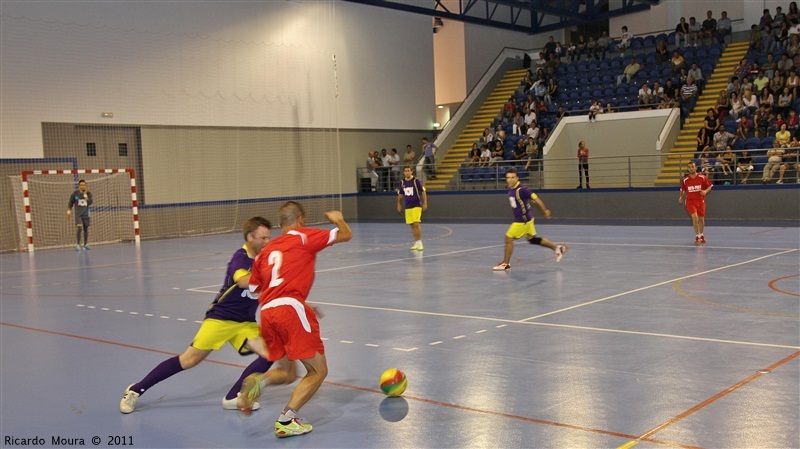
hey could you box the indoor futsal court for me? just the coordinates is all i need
[1,221,798,449]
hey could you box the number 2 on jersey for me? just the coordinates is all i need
[267,251,284,288]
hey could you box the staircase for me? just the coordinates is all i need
[425,68,529,190]
[654,41,749,186]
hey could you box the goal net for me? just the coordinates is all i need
[11,170,139,252]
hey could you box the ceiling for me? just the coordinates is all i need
[342,0,660,35]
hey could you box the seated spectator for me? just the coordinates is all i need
[703,108,719,133]
[616,26,633,55]
[664,79,680,100]
[651,81,665,102]
[777,21,791,53]
[655,39,669,64]
[468,144,481,168]
[675,17,690,49]
[742,89,759,118]
[671,51,686,73]
[789,3,800,22]
[762,54,778,79]
[698,150,716,181]
[778,145,800,183]
[482,127,493,143]
[479,144,492,167]
[523,107,536,127]
[768,113,785,135]
[727,76,741,94]
[776,123,793,147]
[737,150,754,184]
[688,62,704,87]
[523,137,539,171]
[718,146,735,176]
[778,54,795,76]
[616,57,641,85]
[761,24,776,53]
[775,87,794,118]
[729,91,745,121]
[737,115,753,140]
[545,78,558,106]
[748,24,763,52]
[680,77,699,118]
[572,35,587,61]
[770,73,785,95]
[753,71,770,92]
[605,103,615,114]
[759,87,775,111]
[734,57,752,81]
[787,109,799,136]
[638,83,654,109]
[716,11,732,43]
[495,123,507,142]
[773,6,786,29]
[512,111,524,136]
[754,106,772,137]
[762,144,786,182]
[714,90,730,121]
[512,139,527,165]
[595,31,609,60]
[713,124,737,153]
[543,36,558,61]
[588,100,602,122]
[488,140,504,167]
[787,69,800,97]
[688,17,702,47]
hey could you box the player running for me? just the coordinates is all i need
[493,168,567,271]
[679,161,713,245]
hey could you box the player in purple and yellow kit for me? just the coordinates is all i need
[493,168,568,271]
[119,217,296,414]
[397,165,428,250]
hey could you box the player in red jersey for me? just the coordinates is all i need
[679,161,713,245]
[239,201,352,438]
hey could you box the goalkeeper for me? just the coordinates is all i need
[67,179,93,250]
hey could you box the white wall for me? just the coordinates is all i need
[0,1,435,158]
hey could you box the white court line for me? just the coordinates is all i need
[519,249,799,322]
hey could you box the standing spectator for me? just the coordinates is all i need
[576,141,590,189]
[67,179,93,251]
[617,57,641,85]
[789,2,799,21]
[421,136,437,180]
[595,31,610,60]
[701,10,717,45]
[773,6,786,29]
[748,24,763,51]
[586,36,598,61]
[119,217,298,415]
[492,168,567,271]
[543,36,557,61]
[688,17,702,47]
[675,17,690,48]
[379,148,392,191]
[402,144,416,168]
[365,151,380,191]
[389,148,401,189]
[736,150,755,184]
[679,161,713,245]
[716,11,732,43]
[396,166,428,250]
[242,202,352,438]
[616,26,633,56]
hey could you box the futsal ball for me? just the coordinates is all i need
[379,368,407,397]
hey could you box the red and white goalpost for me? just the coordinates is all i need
[20,169,140,252]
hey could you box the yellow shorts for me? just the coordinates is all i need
[191,319,261,355]
[505,220,537,239]
[405,207,422,225]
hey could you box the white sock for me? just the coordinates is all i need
[415,240,422,245]
[279,407,296,423]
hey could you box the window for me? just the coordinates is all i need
[118,143,128,157]
[86,142,97,156]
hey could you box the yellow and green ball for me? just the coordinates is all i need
[379,368,407,397]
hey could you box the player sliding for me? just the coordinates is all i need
[493,168,567,271]
[238,202,352,438]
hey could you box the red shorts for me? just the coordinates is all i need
[685,199,706,217]
[259,298,324,362]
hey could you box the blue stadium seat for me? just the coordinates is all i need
[761,137,775,148]
[630,37,644,52]
[643,35,656,49]
[745,137,761,149]
[732,140,745,151]
[724,122,737,134]
[599,61,610,70]
[666,32,676,45]
[461,168,475,182]
[709,44,722,58]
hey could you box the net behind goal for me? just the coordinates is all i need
[11,169,139,252]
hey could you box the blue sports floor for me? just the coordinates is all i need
[1,222,798,449]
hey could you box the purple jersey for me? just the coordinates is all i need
[205,246,259,322]
[507,182,539,223]
[398,177,425,208]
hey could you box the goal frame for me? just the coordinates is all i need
[21,168,140,252]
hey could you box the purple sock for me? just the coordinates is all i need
[131,356,183,395]
[225,357,273,400]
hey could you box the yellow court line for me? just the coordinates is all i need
[616,440,639,449]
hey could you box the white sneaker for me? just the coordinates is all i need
[555,244,569,263]
[222,393,260,411]
[410,242,423,251]
[120,384,139,414]
[492,262,511,271]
